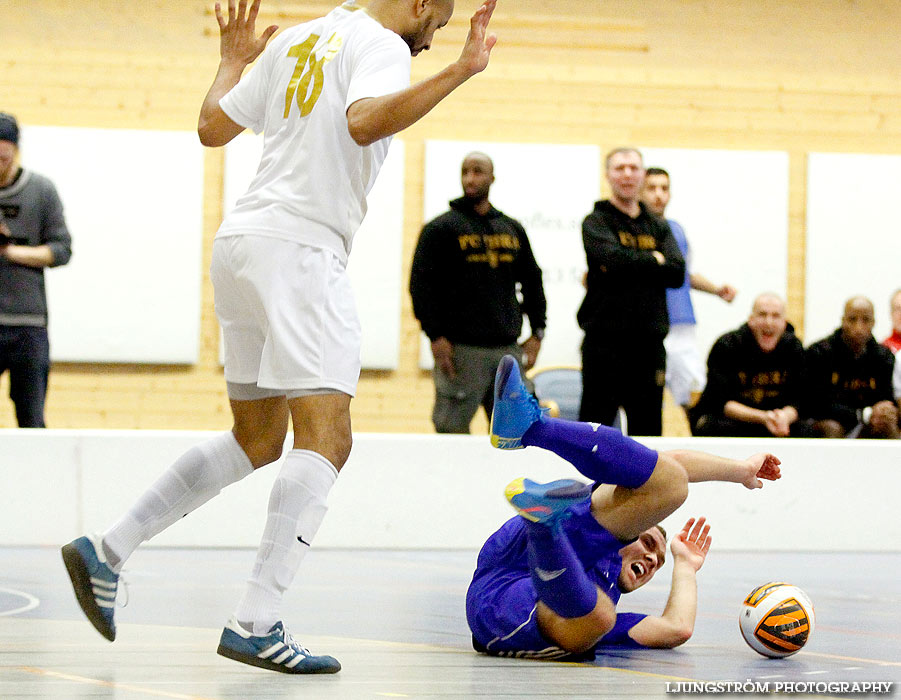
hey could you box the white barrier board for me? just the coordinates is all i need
[1,430,897,552]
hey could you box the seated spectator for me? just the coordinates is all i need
[691,293,804,437]
[803,296,898,439]
[883,288,901,353]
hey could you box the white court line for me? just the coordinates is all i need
[0,587,40,616]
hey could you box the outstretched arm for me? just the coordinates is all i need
[628,518,711,648]
[690,272,736,302]
[198,0,278,147]
[664,450,781,489]
[346,0,497,146]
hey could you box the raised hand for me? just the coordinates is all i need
[741,453,781,490]
[215,0,278,67]
[458,0,498,77]
[670,517,712,572]
[717,284,737,303]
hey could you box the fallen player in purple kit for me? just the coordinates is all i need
[466,355,781,659]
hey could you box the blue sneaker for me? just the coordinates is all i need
[217,617,341,674]
[61,535,119,641]
[505,478,592,525]
[490,355,546,449]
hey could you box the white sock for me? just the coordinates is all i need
[101,432,254,572]
[234,449,337,635]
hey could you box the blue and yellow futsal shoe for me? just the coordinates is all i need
[217,617,341,674]
[490,354,547,449]
[505,478,592,525]
[61,535,119,642]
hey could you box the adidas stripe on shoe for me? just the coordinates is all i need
[217,617,341,674]
[61,534,119,642]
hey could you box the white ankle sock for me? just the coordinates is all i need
[101,432,254,572]
[234,449,337,635]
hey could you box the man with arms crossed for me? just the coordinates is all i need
[577,148,685,435]
[63,0,498,674]
[467,356,780,658]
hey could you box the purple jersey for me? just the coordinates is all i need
[466,496,647,660]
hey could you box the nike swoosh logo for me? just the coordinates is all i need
[297,535,311,547]
[535,567,566,581]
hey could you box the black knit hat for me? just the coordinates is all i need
[0,113,20,146]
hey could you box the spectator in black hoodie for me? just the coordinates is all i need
[803,296,898,439]
[577,147,684,436]
[691,293,806,437]
[410,152,547,433]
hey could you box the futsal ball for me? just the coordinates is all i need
[739,582,815,658]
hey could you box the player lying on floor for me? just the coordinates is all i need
[466,355,781,660]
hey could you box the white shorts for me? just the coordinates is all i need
[664,323,706,407]
[210,235,361,397]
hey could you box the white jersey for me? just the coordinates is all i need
[218,2,411,265]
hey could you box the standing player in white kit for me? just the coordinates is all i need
[62,0,498,674]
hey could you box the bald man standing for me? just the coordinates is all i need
[410,151,547,433]
[803,296,898,439]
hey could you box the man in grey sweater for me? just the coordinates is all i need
[0,112,73,427]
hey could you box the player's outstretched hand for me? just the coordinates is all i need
[671,517,711,572]
[458,0,498,77]
[215,0,278,67]
[740,453,781,490]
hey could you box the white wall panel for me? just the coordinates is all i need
[22,127,204,363]
[805,152,901,345]
[640,148,790,358]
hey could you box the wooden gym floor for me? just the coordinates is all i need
[1,546,899,699]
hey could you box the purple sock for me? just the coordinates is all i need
[524,520,598,619]
[522,418,657,488]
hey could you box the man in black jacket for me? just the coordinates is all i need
[803,296,898,439]
[410,152,547,433]
[578,148,684,436]
[691,294,806,437]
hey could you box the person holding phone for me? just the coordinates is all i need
[0,112,73,428]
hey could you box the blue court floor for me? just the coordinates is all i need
[1,546,899,699]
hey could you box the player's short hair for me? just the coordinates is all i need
[645,167,669,179]
[604,147,643,168]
